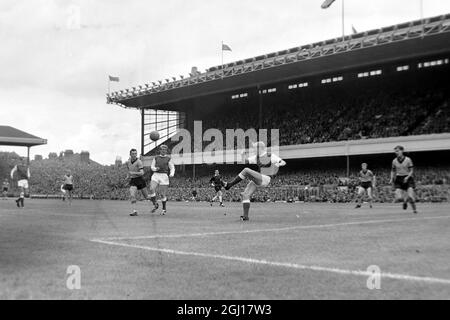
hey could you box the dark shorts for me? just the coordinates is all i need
[214,186,223,193]
[63,184,73,191]
[2,187,8,192]
[394,176,415,191]
[360,181,372,190]
[130,177,147,190]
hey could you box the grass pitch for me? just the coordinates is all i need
[0,199,449,299]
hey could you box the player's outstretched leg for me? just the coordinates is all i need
[355,187,363,209]
[68,190,73,205]
[15,187,24,207]
[129,186,138,216]
[241,181,257,221]
[149,181,159,213]
[407,187,417,214]
[225,168,263,190]
[218,191,224,207]
[210,194,218,206]
[160,185,168,215]
[368,187,374,208]
[395,189,407,210]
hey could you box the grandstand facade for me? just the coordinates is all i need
[108,14,450,170]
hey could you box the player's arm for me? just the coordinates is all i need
[372,173,376,187]
[389,162,396,184]
[405,159,414,182]
[168,160,175,178]
[150,158,159,172]
[10,165,17,179]
[128,168,144,176]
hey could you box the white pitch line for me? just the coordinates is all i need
[95,215,450,242]
[91,238,450,286]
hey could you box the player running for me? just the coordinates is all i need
[389,146,418,214]
[2,178,9,200]
[225,141,286,221]
[10,158,30,208]
[149,145,175,215]
[209,170,225,207]
[126,148,150,217]
[355,163,376,209]
[62,170,74,204]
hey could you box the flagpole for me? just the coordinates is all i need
[221,41,224,79]
[341,0,345,40]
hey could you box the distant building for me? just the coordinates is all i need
[80,151,90,163]
[115,156,122,166]
[34,155,43,161]
[48,152,58,159]
[64,150,74,158]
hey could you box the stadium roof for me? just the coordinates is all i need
[0,126,47,147]
[108,13,450,109]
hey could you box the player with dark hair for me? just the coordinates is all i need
[10,157,30,208]
[209,170,225,207]
[149,145,175,215]
[389,146,418,214]
[355,163,376,209]
[225,142,286,221]
[126,148,150,216]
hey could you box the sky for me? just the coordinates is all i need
[1,0,450,164]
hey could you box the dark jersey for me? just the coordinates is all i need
[359,170,374,183]
[153,155,172,174]
[16,165,29,180]
[210,175,224,188]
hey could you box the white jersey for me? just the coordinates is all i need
[247,152,284,177]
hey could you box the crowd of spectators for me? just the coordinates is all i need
[200,76,450,147]
[4,157,445,203]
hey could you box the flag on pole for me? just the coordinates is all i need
[351,25,358,34]
[222,43,232,52]
[109,75,120,82]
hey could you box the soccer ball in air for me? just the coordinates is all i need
[150,131,160,141]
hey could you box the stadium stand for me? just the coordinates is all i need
[201,70,450,147]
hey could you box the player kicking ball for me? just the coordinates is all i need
[225,141,286,221]
[355,163,376,209]
[389,145,418,214]
[149,145,175,215]
[126,148,150,216]
[210,170,225,207]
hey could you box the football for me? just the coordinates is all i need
[150,131,160,141]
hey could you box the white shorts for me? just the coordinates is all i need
[151,173,170,186]
[18,179,29,189]
[259,175,271,188]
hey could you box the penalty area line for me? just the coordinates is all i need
[95,215,450,241]
[90,238,450,286]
